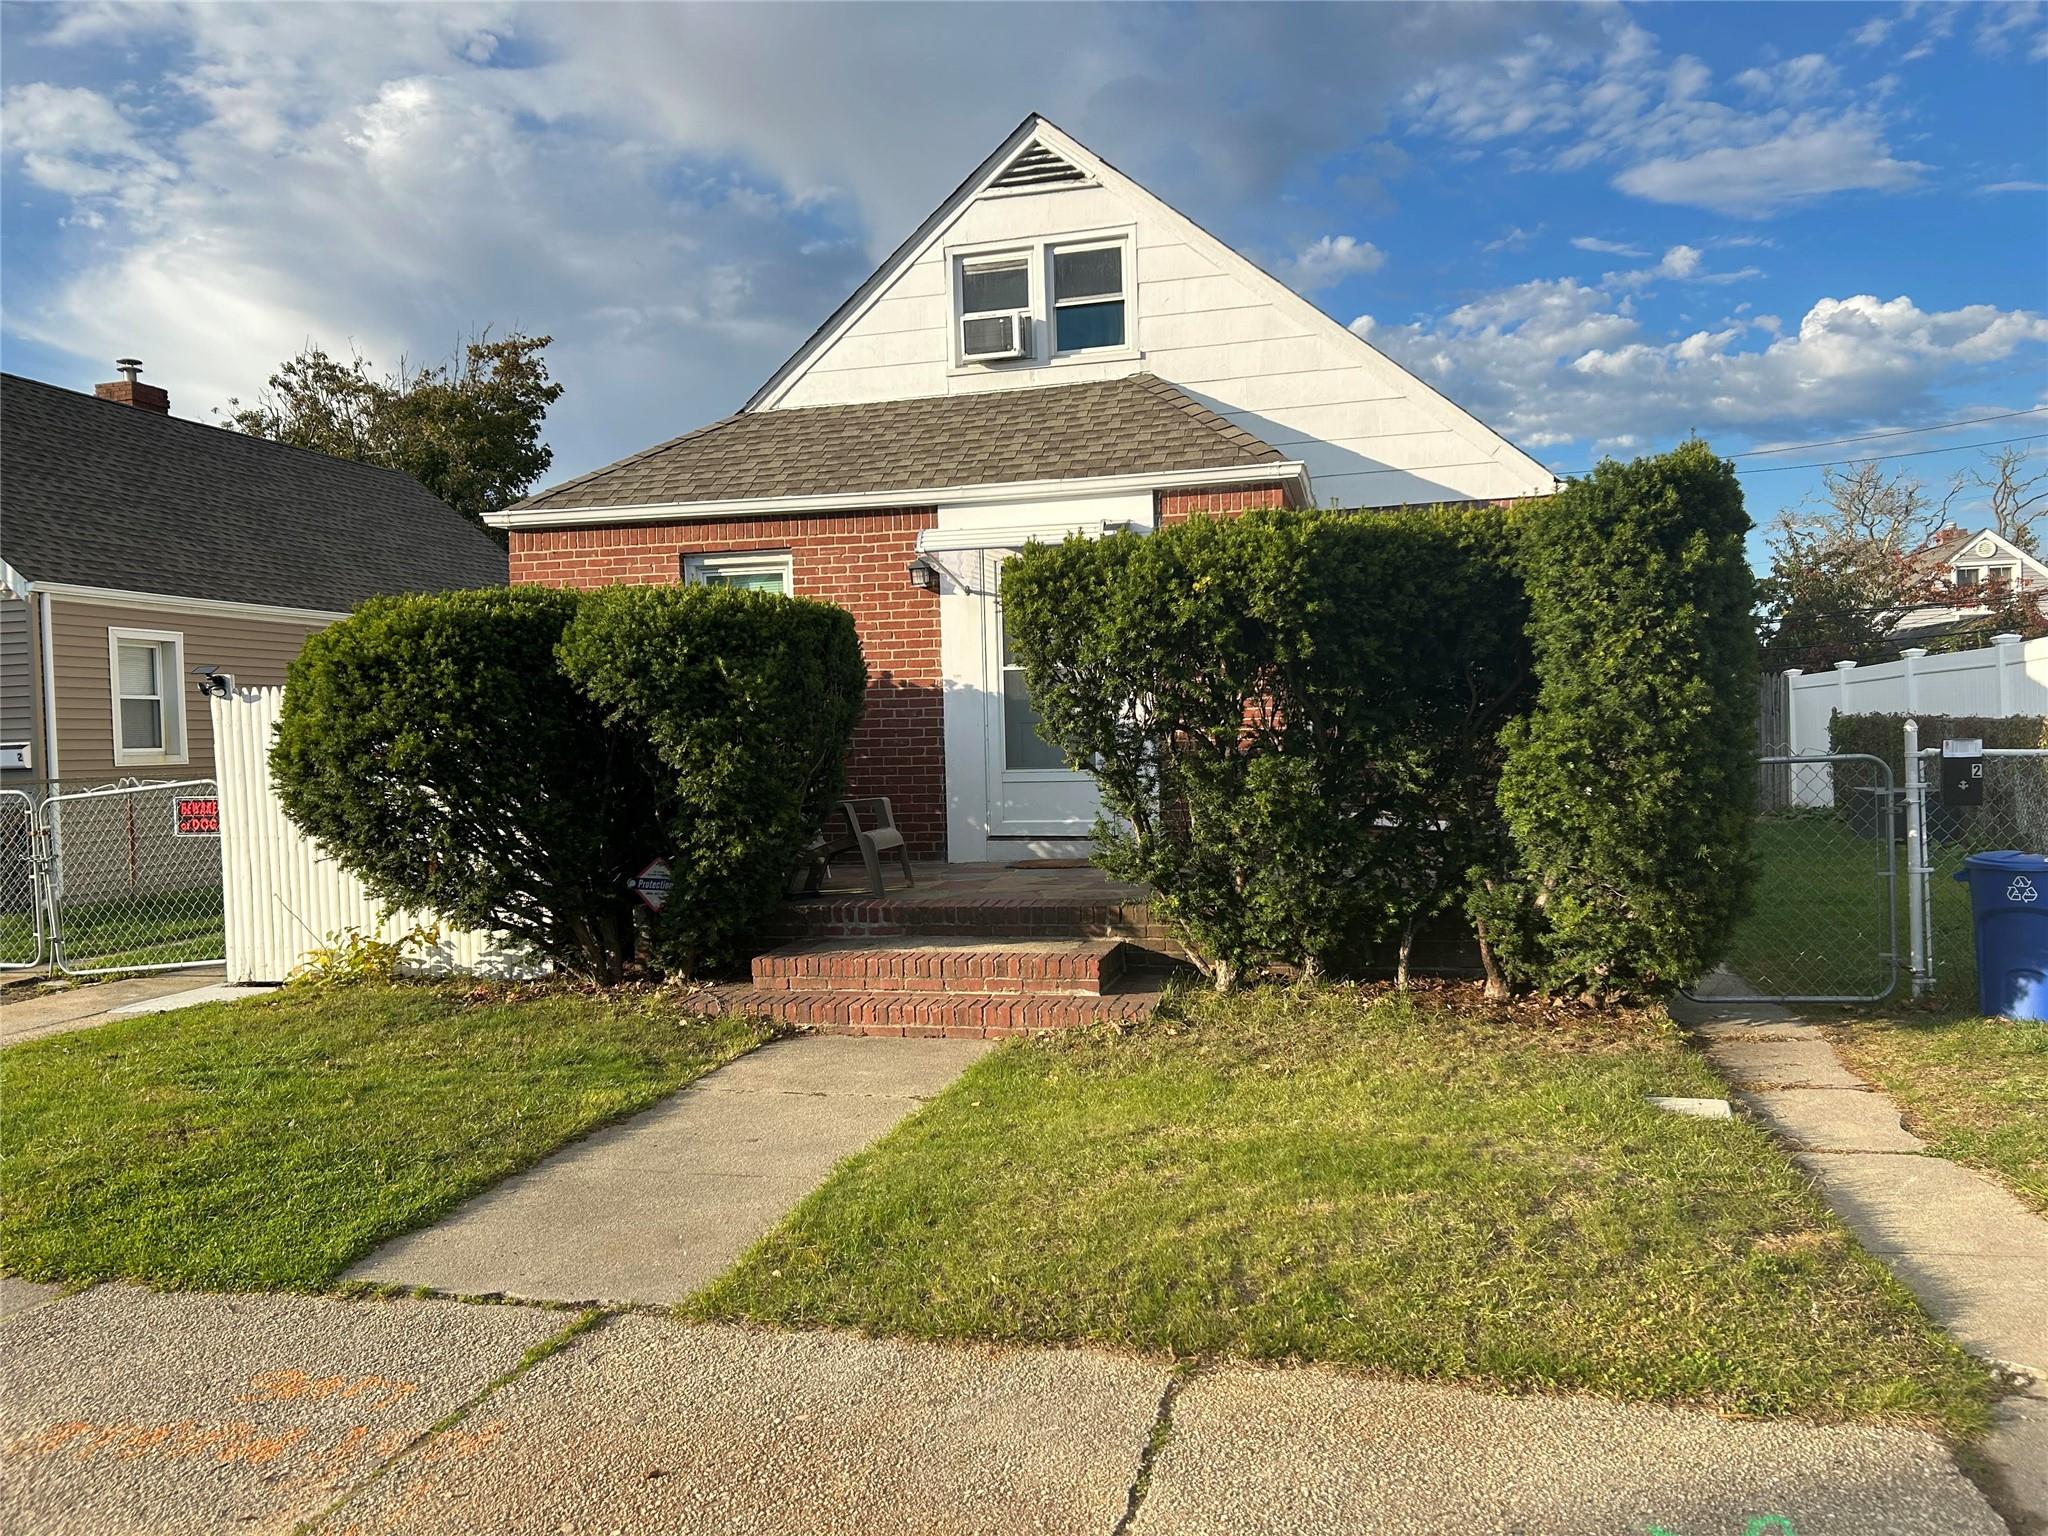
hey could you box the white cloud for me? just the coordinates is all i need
[1352,283,2048,458]
[1406,20,1930,216]
[1974,1,2048,61]
[1571,235,1647,256]
[1979,180,2048,194]
[0,82,175,203]
[1603,243,1763,290]
[1851,17,1895,48]
[0,0,1600,478]
[1613,114,1928,215]
[1281,234,1385,292]
[1482,224,1540,253]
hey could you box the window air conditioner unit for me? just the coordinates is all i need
[961,310,1029,362]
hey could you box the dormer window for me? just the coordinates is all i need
[1051,243,1125,352]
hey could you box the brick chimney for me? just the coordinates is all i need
[94,358,170,415]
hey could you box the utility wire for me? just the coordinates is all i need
[1731,406,2048,458]
[1731,432,2048,476]
[1552,431,2048,479]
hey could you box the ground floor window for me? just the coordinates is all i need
[109,627,186,765]
[682,551,793,594]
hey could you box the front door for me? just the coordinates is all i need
[982,554,1100,851]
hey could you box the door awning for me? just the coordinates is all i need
[914,519,1132,554]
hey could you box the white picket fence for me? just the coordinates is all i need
[211,688,531,983]
[1782,633,2047,807]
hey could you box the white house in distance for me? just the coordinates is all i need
[492,114,1556,864]
[1895,526,2048,641]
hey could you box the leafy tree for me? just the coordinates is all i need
[223,331,563,538]
[1479,441,1758,1002]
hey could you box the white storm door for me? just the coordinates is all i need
[983,554,1101,845]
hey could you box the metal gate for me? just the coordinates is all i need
[1902,725,2048,1005]
[1696,753,1900,1004]
[0,789,43,971]
[9,778,227,976]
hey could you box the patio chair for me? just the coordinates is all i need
[791,797,916,897]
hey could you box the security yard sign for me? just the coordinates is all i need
[173,796,221,837]
[630,857,673,913]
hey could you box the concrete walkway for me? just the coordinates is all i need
[345,1034,990,1305]
[0,967,230,1047]
[1675,985,2048,1532]
[0,1285,2007,1536]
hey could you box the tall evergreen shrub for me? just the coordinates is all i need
[1478,441,1758,1000]
[1003,507,1527,989]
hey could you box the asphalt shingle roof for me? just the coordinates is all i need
[517,374,1284,512]
[1,373,507,610]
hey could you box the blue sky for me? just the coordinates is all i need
[3,1,2044,557]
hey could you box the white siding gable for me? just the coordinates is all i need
[760,119,1554,508]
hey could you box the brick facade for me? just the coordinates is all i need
[1154,482,1291,525]
[510,509,946,858]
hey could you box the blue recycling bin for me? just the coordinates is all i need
[1952,851,2048,1020]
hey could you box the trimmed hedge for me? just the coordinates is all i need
[274,585,865,981]
[1002,506,1527,989]
[1827,712,2048,782]
[1476,441,1758,1001]
[559,585,866,975]
[273,587,663,981]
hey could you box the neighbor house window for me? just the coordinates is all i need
[1051,242,1125,352]
[682,551,793,594]
[108,628,186,766]
[960,255,1029,318]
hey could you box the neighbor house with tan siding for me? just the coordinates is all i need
[1,366,507,791]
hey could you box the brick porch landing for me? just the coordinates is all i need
[693,862,1183,1039]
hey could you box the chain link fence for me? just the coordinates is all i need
[0,789,42,970]
[2,778,227,975]
[1708,754,1900,1003]
[1909,746,2048,1009]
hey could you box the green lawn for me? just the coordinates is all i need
[0,885,226,972]
[693,985,1992,1433]
[1832,1015,2048,1215]
[1,981,768,1290]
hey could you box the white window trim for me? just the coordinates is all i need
[1048,237,1130,359]
[945,225,1139,376]
[682,551,794,593]
[107,626,188,768]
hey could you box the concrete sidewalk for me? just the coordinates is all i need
[0,968,230,1047]
[0,1286,2009,1536]
[345,1033,990,1305]
[1676,985,2048,1532]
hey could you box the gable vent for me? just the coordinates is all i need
[992,142,1087,190]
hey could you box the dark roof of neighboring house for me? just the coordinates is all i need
[1,373,507,611]
[514,374,1285,512]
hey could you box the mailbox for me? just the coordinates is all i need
[1940,738,1985,808]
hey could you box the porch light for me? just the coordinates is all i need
[906,556,939,591]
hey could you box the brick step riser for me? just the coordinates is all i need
[685,987,1158,1039]
[755,975,1115,997]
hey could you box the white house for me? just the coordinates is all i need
[489,113,1556,864]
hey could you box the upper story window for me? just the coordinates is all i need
[1051,243,1125,353]
[950,229,1134,370]
[683,551,792,594]
[109,627,186,766]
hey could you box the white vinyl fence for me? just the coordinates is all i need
[212,688,531,983]
[1782,634,2047,807]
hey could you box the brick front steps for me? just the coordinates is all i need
[682,980,1163,1039]
[754,937,1128,996]
[710,863,1185,1038]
